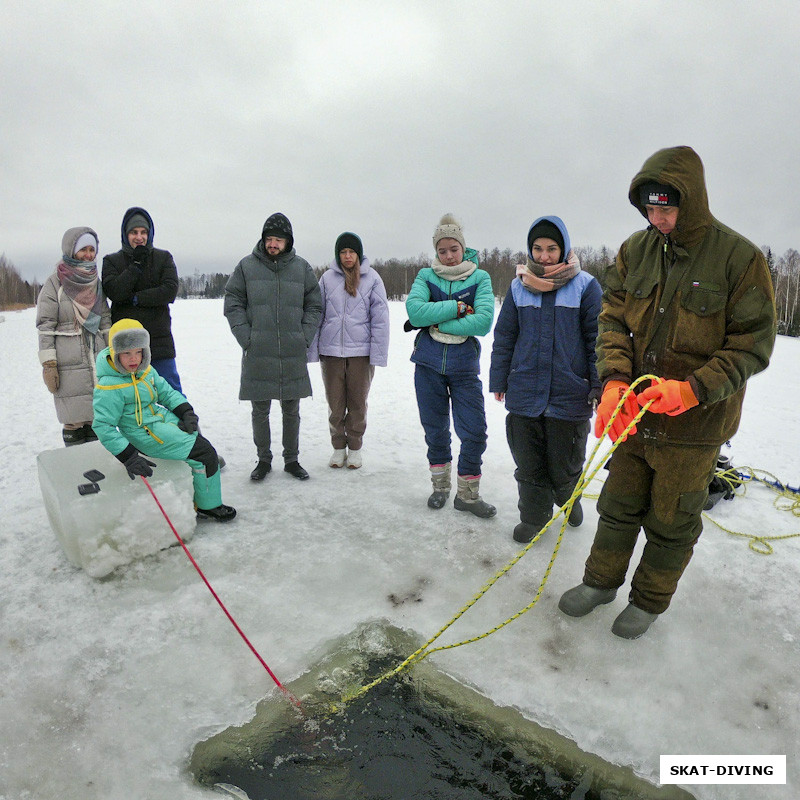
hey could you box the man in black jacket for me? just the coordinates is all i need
[102,207,182,391]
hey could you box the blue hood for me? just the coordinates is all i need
[121,206,155,251]
[527,215,571,259]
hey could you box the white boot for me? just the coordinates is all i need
[347,449,362,469]
[329,448,346,468]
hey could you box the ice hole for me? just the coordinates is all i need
[190,622,695,800]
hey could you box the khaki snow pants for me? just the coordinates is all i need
[583,434,718,614]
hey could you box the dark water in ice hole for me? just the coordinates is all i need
[197,655,677,800]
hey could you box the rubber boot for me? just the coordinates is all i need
[558,583,617,617]
[514,482,553,543]
[454,475,496,518]
[427,463,451,509]
[611,603,659,639]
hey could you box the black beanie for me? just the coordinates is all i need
[335,232,363,265]
[528,219,564,256]
[639,182,680,207]
[261,212,294,250]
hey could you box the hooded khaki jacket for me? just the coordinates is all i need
[598,146,776,446]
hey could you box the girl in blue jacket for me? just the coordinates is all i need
[92,319,236,522]
[406,214,496,518]
[490,216,601,543]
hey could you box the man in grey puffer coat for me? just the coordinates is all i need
[224,213,322,481]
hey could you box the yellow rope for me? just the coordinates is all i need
[702,466,800,555]
[335,377,658,708]
[330,382,799,711]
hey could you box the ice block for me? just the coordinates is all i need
[37,440,197,578]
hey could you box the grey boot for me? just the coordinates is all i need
[454,475,496,518]
[558,583,617,617]
[427,463,451,509]
[611,603,659,639]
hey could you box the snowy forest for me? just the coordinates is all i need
[2,246,800,336]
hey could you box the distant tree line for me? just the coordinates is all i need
[361,245,617,301]
[5,246,800,339]
[765,248,800,336]
[177,271,230,299]
[0,254,41,310]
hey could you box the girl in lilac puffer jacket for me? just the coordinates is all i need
[308,232,390,469]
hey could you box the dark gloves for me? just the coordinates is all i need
[403,319,422,332]
[178,409,199,433]
[456,301,475,318]
[588,386,602,409]
[131,245,149,270]
[123,451,156,480]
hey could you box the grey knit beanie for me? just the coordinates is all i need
[432,213,466,250]
[125,213,150,235]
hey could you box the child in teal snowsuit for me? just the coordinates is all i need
[92,318,236,522]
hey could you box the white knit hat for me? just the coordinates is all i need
[73,232,98,256]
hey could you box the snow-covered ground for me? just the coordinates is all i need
[1,299,797,800]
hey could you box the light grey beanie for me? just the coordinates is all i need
[432,213,466,250]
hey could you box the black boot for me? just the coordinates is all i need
[554,483,583,527]
[284,461,310,480]
[513,482,553,542]
[82,423,98,443]
[197,504,237,522]
[250,461,271,481]
[62,427,87,447]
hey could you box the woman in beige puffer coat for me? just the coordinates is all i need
[36,226,112,446]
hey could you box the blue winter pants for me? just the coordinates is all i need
[413,365,487,476]
[151,358,183,393]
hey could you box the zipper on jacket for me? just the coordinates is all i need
[276,270,283,400]
[144,425,164,444]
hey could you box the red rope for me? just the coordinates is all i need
[141,477,302,710]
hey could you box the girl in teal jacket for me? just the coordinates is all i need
[92,319,235,522]
[405,214,496,519]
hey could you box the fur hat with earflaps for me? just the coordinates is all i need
[108,319,151,374]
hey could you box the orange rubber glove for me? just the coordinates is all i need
[594,380,639,442]
[637,378,698,416]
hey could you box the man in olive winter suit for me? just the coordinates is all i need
[559,146,776,639]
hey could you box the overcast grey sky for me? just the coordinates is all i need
[2,0,798,281]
